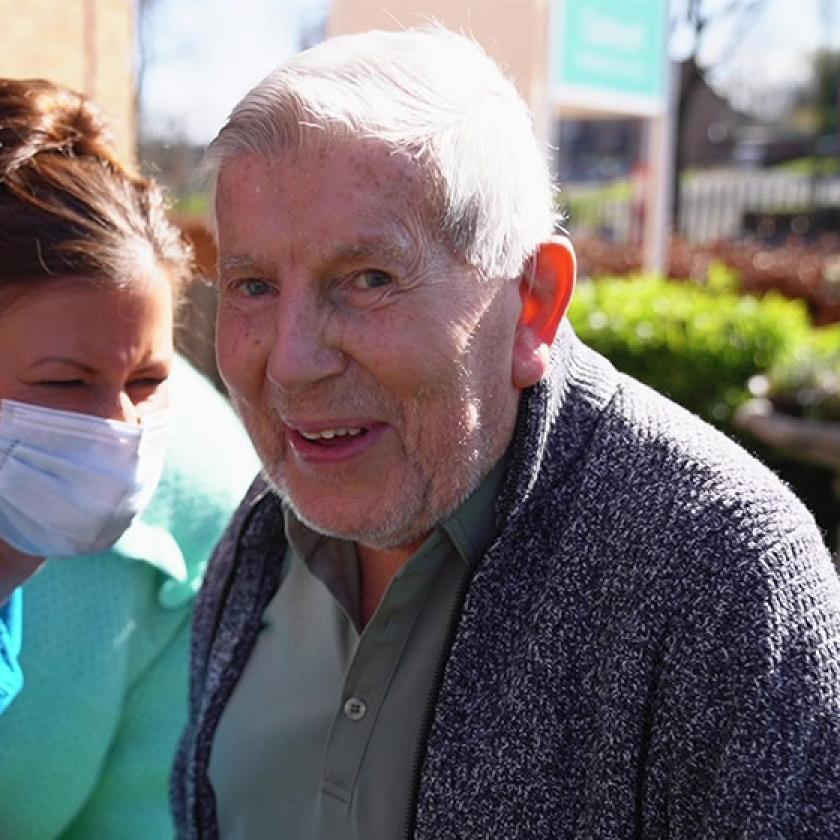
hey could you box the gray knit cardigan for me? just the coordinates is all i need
[172,324,840,839]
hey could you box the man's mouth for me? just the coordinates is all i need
[299,426,368,445]
[285,421,386,462]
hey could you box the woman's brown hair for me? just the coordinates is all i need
[0,78,192,298]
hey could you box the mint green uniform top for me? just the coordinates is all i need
[0,357,259,839]
[208,460,505,839]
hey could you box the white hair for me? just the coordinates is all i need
[203,26,559,280]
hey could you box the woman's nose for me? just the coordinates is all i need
[98,389,141,425]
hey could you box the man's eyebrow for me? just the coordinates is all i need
[330,238,414,266]
[218,254,262,276]
[218,237,419,276]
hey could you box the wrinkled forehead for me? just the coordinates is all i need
[211,130,444,239]
[212,138,461,277]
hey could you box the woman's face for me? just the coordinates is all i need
[0,274,174,423]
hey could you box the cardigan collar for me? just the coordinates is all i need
[494,320,618,530]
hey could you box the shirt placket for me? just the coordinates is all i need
[320,535,445,807]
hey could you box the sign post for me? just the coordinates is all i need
[550,0,673,274]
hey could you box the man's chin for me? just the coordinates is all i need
[279,487,485,557]
[261,457,484,550]
[287,500,428,551]
[257,460,422,544]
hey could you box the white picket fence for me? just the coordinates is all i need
[564,169,840,243]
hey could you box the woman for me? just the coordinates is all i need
[0,78,183,589]
[0,80,257,836]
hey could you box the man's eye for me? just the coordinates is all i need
[351,270,393,291]
[236,278,273,297]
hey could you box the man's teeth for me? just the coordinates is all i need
[300,427,365,441]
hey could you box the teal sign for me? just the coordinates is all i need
[551,0,668,103]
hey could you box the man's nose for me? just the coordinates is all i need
[266,293,346,392]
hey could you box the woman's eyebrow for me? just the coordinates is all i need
[27,357,96,373]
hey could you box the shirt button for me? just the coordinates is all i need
[343,697,367,721]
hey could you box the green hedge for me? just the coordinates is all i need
[567,273,837,550]
[568,272,812,425]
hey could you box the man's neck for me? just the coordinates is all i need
[356,538,426,627]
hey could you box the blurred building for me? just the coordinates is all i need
[329,0,552,139]
[0,0,136,163]
[328,0,670,202]
[557,72,744,184]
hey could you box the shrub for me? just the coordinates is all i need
[568,274,812,425]
[567,274,838,551]
[571,234,840,326]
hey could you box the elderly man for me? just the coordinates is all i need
[173,27,840,839]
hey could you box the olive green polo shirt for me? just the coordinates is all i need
[208,461,504,839]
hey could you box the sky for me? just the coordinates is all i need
[140,0,840,144]
[140,0,329,142]
[695,0,840,114]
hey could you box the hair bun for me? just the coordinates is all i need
[0,78,125,177]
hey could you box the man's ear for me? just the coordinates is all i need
[512,236,575,389]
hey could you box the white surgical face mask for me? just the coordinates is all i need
[0,399,169,558]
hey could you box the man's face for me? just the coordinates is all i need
[215,141,523,550]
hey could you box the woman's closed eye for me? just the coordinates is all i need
[37,379,86,388]
[129,376,168,390]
